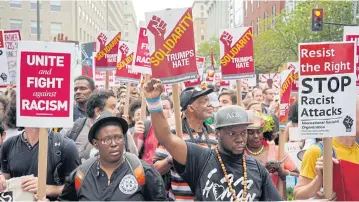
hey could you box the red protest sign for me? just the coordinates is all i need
[115,41,141,83]
[16,41,74,128]
[287,62,299,92]
[279,69,293,124]
[0,30,4,48]
[133,27,151,75]
[145,8,197,84]
[219,27,255,80]
[344,27,359,88]
[94,31,121,71]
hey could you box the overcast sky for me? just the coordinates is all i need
[133,0,194,23]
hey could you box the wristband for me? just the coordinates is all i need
[146,97,163,113]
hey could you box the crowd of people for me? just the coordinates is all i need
[0,75,357,201]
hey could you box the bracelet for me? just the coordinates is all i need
[146,97,163,113]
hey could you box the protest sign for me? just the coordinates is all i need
[145,8,197,84]
[0,30,9,86]
[133,27,151,74]
[16,41,75,128]
[343,26,359,93]
[259,73,280,89]
[81,42,95,78]
[94,31,121,71]
[279,69,293,128]
[298,42,356,139]
[242,75,257,87]
[115,41,141,83]
[4,30,21,85]
[287,62,299,92]
[219,27,255,80]
[206,70,215,82]
[94,71,116,89]
[197,56,205,79]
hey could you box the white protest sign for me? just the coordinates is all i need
[4,30,21,85]
[16,41,75,128]
[0,30,10,86]
[298,42,356,139]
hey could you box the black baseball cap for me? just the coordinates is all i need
[180,87,214,111]
[88,110,128,145]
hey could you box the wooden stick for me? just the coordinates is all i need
[278,129,286,199]
[236,80,242,106]
[323,137,333,198]
[140,75,149,122]
[172,83,183,138]
[123,82,131,118]
[105,72,110,90]
[37,128,49,200]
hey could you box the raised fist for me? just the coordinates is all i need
[97,32,108,45]
[147,16,167,39]
[119,43,129,56]
[220,31,233,53]
[143,79,164,99]
[54,33,68,42]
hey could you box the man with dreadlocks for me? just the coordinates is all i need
[143,79,282,201]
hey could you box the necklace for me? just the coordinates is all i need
[246,145,264,155]
[215,147,247,202]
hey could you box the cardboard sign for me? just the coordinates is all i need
[258,73,280,89]
[145,8,197,84]
[81,42,95,78]
[94,70,116,88]
[4,30,21,85]
[115,41,141,83]
[0,30,9,86]
[279,69,294,127]
[219,27,255,80]
[16,41,75,128]
[133,27,151,75]
[298,42,356,139]
[242,75,257,87]
[287,62,299,92]
[343,26,359,91]
[94,31,121,71]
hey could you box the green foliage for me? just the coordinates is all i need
[254,0,354,73]
[196,36,220,70]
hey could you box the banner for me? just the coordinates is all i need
[298,42,356,139]
[145,8,197,84]
[287,62,299,92]
[344,26,359,93]
[115,41,141,83]
[81,42,95,78]
[4,30,21,85]
[94,31,121,71]
[0,30,9,86]
[219,27,255,80]
[279,69,293,127]
[133,27,151,75]
[258,73,280,89]
[16,41,75,128]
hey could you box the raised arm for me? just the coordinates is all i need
[143,79,187,165]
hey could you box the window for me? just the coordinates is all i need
[264,12,268,30]
[30,0,40,9]
[50,23,62,35]
[78,6,82,17]
[201,5,204,10]
[256,17,260,34]
[257,0,259,8]
[31,21,42,35]
[201,35,204,40]
[251,0,253,13]
[9,19,22,30]
[79,28,82,40]
[83,31,86,40]
[10,0,21,8]
[201,12,204,17]
[201,20,204,24]
[125,23,128,29]
[125,32,129,37]
[50,0,61,12]
[272,5,276,16]
[201,28,204,34]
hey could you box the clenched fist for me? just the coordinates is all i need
[143,79,163,99]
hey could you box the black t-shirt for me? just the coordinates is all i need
[173,142,283,201]
[0,132,80,185]
[59,159,166,201]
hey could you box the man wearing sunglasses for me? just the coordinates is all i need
[57,111,166,201]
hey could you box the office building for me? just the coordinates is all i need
[192,0,208,46]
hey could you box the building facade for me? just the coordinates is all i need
[229,0,245,28]
[123,0,138,43]
[192,0,208,46]
[0,0,129,43]
[243,0,285,35]
[205,0,230,39]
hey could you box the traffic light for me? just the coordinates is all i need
[312,9,323,31]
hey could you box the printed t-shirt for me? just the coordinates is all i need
[173,142,283,201]
[300,138,359,179]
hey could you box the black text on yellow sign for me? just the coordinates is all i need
[117,53,134,70]
[220,29,253,67]
[95,33,122,60]
[150,12,193,67]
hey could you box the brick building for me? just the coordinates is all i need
[243,0,285,35]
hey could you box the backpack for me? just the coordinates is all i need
[66,118,87,141]
[74,152,146,194]
[49,130,67,185]
[138,120,151,159]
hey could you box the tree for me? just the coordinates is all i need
[254,0,354,73]
[196,36,220,70]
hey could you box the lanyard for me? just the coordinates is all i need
[184,119,211,149]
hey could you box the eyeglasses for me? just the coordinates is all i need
[247,129,262,136]
[96,135,124,145]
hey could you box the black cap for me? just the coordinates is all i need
[88,110,128,145]
[180,87,214,111]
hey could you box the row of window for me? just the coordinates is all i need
[245,0,274,17]
[79,28,95,42]
[10,0,61,12]
[8,19,62,35]
[78,6,101,34]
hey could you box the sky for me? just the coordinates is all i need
[133,0,194,24]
